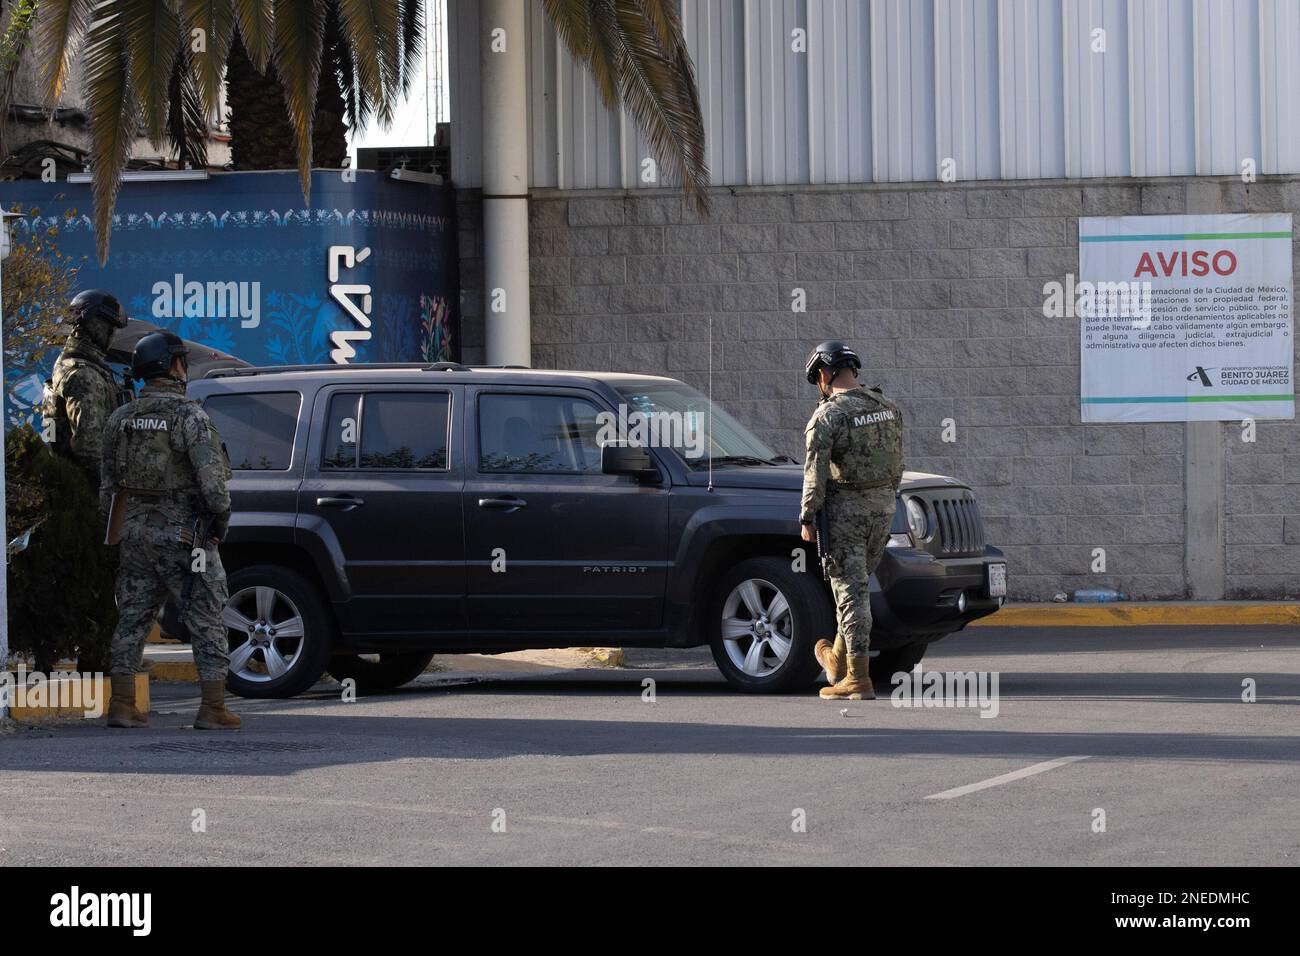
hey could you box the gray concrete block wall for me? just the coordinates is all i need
[456,177,1300,601]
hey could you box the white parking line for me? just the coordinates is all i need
[924,756,1090,800]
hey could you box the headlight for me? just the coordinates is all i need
[904,496,929,541]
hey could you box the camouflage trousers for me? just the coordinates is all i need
[823,488,895,657]
[110,535,230,680]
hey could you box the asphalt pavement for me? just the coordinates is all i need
[2,625,1297,866]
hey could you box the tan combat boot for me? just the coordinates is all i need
[819,654,875,700]
[194,680,242,730]
[106,675,149,728]
[814,635,846,684]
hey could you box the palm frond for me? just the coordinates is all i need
[337,33,371,131]
[546,0,709,212]
[397,0,423,97]
[232,0,273,71]
[167,41,209,168]
[544,0,603,92]
[335,0,400,127]
[35,0,93,100]
[82,4,139,263]
[272,0,326,200]
[120,0,182,146]
[179,0,236,123]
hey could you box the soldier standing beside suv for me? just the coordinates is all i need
[101,332,240,730]
[800,341,905,700]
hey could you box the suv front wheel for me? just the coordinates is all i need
[223,565,334,699]
[708,556,831,693]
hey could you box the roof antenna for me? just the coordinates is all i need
[707,313,714,493]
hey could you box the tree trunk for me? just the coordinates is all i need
[225,32,348,171]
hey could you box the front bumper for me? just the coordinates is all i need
[869,544,1006,645]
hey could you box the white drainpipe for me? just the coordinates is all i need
[479,0,531,367]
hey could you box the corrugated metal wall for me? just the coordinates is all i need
[449,0,1300,189]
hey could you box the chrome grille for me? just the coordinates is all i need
[929,494,985,555]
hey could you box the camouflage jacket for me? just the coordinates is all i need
[800,386,905,524]
[101,378,231,536]
[43,333,121,477]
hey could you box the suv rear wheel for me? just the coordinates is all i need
[328,651,437,692]
[223,565,334,699]
[708,556,830,693]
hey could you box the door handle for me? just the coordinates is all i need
[317,496,365,510]
[478,496,527,511]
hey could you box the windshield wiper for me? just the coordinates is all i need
[692,455,780,469]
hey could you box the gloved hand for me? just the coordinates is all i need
[209,511,230,543]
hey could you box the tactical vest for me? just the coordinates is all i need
[827,387,905,489]
[112,392,204,499]
[43,353,122,457]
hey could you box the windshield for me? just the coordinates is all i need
[614,381,781,467]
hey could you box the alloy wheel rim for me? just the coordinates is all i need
[720,578,793,678]
[223,586,305,683]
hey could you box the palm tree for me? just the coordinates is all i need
[34,0,709,263]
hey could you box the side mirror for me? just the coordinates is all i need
[601,442,658,479]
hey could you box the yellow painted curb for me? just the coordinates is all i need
[583,647,626,667]
[147,660,200,682]
[969,603,1300,627]
[6,672,149,722]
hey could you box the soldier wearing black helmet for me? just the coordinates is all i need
[800,341,905,700]
[100,331,240,730]
[41,289,130,484]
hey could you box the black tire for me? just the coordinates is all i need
[707,555,832,693]
[870,642,928,688]
[224,565,334,699]
[328,651,436,692]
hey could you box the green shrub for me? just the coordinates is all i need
[5,425,117,671]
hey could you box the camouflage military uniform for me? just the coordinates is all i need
[102,378,232,680]
[43,331,122,485]
[800,386,905,657]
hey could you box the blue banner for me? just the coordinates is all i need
[3,169,459,428]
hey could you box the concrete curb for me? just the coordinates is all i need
[969,602,1300,627]
[138,603,1297,684]
[147,661,200,682]
[144,646,628,682]
[4,672,149,722]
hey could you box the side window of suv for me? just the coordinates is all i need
[203,391,301,470]
[322,391,451,470]
[478,394,603,474]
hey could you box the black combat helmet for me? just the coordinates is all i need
[69,289,129,330]
[131,331,190,381]
[804,340,862,384]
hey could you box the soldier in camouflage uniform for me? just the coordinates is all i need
[101,332,240,730]
[800,341,905,700]
[42,290,129,485]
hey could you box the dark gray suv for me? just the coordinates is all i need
[182,363,1007,698]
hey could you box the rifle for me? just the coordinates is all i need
[176,511,216,618]
[814,509,831,580]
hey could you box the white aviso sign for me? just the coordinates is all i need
[1078,213,1294,423]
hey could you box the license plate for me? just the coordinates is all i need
[987,563,1007,598]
